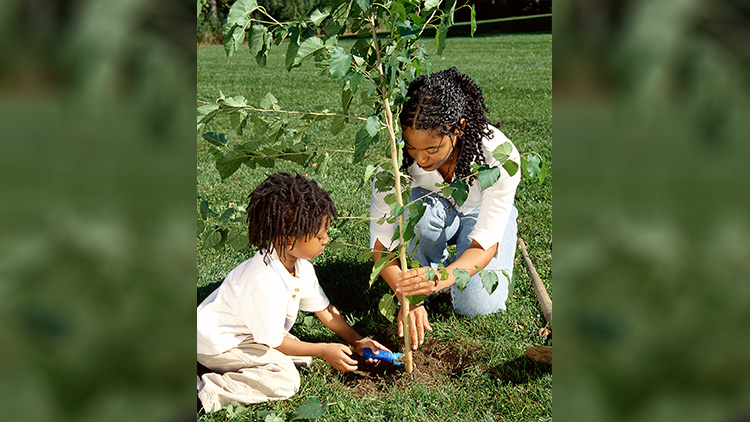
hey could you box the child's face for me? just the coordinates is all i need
[287,219,331,261]
[403,127,457,172]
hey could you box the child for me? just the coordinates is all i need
[370,67,521,349]
[198,172,389,413]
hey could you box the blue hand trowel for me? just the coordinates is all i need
[363,348,404,367]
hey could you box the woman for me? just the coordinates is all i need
[370,67,520,349]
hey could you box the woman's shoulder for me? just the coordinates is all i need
[483,125,514,149]
[482,125,520,161]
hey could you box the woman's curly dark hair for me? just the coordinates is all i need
[245,172,337,258]
[399,67,493,184]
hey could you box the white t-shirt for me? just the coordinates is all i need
[197,249,330,355]
[369,125,520,259]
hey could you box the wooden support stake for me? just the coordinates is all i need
[518,237,552,325]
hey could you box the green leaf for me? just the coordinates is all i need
[362,164,377,187]
[216,151,247,180]
[392,203,405,217]
[397,21,418,40]
[349,72,363,92]
[354,127,377,164]
[197,219,205,236]
[222,0,259,56]
[228,229,249,252]
[294,36,325,67]
[341,86,353,114]
[379,294,397,322]
[407,200,426,226]
[424,0,441,11]
[405,294,425,306]
[503,159,519,177]
[303,315,315,326]
[439,268,449,280]
[479,270,499,295]
[390,2,406,23]
[202,132,228,147]
[476,165,501,190]
[199,200,215,220]
[255,28,272,67]
[425,267,436,281]
[373,171,395,192]
[323,18,342,36]
[310,8,329,26]
[329,47,352,78]
[203,229,222,249]
[330,115,347,135]
[523,152,543,179]
[492,141,513,163]
[449,180,469,206]
[436,22,448,55]
[439,183,454,198]
[220,208,235,221]
[260,92,279,110]
[225,0,258,26]
[248,25,267,57]
[470,4,477,37]
[286,39,300,71]
[197,103,219,117]
[365,115,380,137]
[538,159,549,184]
[292,396,328,419]
[453,269,471,291]
[313,152,330,175]
[265,413,285,422]
[370,253,394,287]
[354,0,371,13]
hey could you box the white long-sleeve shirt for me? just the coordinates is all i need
[369,125,520,259]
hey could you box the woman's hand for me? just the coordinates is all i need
[353,338,391,364]
[396,267,443,297]
[398,303,432,350]
[320,343,359,372]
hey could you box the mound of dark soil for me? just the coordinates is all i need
[342,340,481,397]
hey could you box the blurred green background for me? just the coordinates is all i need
[555,0,750,421]
[0,0,197,421]
[2,0,749,421]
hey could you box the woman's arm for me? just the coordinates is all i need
[373,239,433,349]
[395,239,498,297]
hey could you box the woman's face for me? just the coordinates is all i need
[403,127,457,172]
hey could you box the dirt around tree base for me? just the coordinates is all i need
[342,339,481,397]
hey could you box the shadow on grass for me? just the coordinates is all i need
[198,280,223,305]
[489,355,552,385]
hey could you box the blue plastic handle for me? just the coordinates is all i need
[363,348,404,366]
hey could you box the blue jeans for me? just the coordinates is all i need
[408,187,517,316]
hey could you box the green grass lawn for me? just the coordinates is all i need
[197,32,551,421]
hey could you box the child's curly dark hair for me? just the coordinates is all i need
[245,172,337,257]
[399,67,493,184]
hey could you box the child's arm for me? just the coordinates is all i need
[314,304,390,361]
[274,336,358,372]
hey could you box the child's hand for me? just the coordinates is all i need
[353,338,391,364]
[321,343,358,372]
